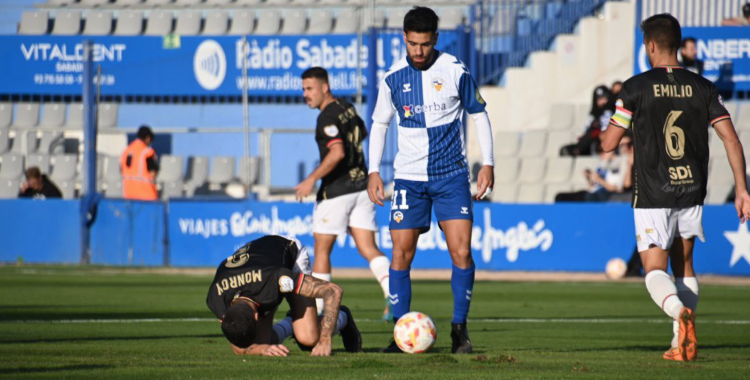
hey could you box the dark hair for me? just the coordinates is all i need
[301,67,329,84]
[681,37,696,48]
[743,3,750,18]
[25,166,41,180]
[590,85,612,118]
[137,125,154,141]
[221,303,257,349]
[640,14,681,53]
[404,6,439,34]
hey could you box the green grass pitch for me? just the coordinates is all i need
[0,266,748,379]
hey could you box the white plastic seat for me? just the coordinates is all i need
[705,183,732,204]
[709,158,734,185]
[52,11,82,36]
[18,11,49,35]
[203,11,228,35]
[38,132,65,154]
[549,103,575,130]
[255,10,281,35]
[0,179,20,199]
[570,156,599,187]
[0,130,9,155]
[238,157,260,185]
[51,155,78,182]
[518,131,547,158]
[332,9,357,34]
[65,103,83,129]
[228,11,254,35]
[491,184,517,203]
[186,156,209,186]
[709,129,727,158]
[161,181,184,199]
[156,155,184,183]
[386,8,409,29]
[439,8,464,30]
[104,155,122,182]
[545,183,572,203]
[544,157,573,183]
[494,131,520,157]
[494,157,519,184]
[144,11,173,36]
[104,179,122,198]
[0,103,11,129]
[517,158,546,184]
[97,103,118,129]
[12,103,40,129]
[208,156,235,185]
[174,11,201,35]
[26,154,52,175]
[114,11,143,36]
[40,103,65,128]
[308,10,332,34]
[0,154,25,180]
[545,130,575,157]
[57,180,77,199]
[84,11,113,36]
[281,11,306,35]
[145,0,174,6]
[516,184,544,204]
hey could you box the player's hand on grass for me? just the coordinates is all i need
[475,165,494,200]
[367,173,385,206]
[735,192,750,223]
[263,344,290,357]
[295,178,315,202]
[310,339,332,357]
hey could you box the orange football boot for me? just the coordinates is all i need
[663,347,684,361]
[677,307,698,361]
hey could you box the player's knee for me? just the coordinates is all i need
[294,330,319,348]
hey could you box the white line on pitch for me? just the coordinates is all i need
[2,318,749,325]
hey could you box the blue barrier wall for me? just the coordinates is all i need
[0,199,81,263]
[89,200,165,266]
[1,199,749,275]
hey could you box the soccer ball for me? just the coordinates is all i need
[605,257,627,279]
[393,311,437,354]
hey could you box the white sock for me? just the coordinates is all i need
[272,316,293,343]
[312,272,332,315]
[671,277,699,347]
[369,255,391,298]
[645,270,684,320]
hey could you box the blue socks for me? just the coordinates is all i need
[389,267,411,323]
[451,264,475,324]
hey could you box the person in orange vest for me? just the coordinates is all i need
[121,126,159,200]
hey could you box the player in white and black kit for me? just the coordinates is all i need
[296,67,392,320]
[206,235,362,357]
[600,14,750,362]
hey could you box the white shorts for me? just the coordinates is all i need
[312,190,378,235]
[278,235,312,275]
[633,206,705,252]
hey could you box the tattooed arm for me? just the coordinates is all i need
[297,275,343,356]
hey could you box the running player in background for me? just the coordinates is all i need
[600,14,750,362]
[206,235,362,357]
[367,6,495,354]
[296,67,392,320]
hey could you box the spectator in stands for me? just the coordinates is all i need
[121,125,159,201]
[610,80,623,98]
[560,85,614,156]
[722,2,750,25]
[608,131,634,202]
[555,142,624,202]
[679,37,704,75]
[19,167,62,199]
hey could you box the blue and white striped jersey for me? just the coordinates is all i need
[372,51,486,182]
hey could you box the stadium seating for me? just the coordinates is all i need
[56,180,77,199]
[544,130,574,157]
[494,157,519,184]
[144,11,173,36]
[0,179,20,199]
[26,154,52,175]
[113,11,143,36]
[495,132,520,157]
[13,103,40,129]
[255,10,281,35]
[440,8,464,30]
[0,154,24,180]
[81,0,111,5]
[97,103,119,129]
[203,11,228,35]
[51,155,78,182]
[0,103,11,129]
[570,156,598,188]
[237,156,260,185]
[156,155,184,184]
[281,10,307,35]
[40,103,65,128]
[18,11,48,35]
[518,131,546,157]
[516,184,544,204]
[228,10,254,35]
[208,156,235,185]
[0,131,9,155]
[307,10,333,34]
[491,183,517,203]
[544,183,572,203]
[543,157,573,183]
[517,158,545,184]
[386,8,409,29]
[175,11,202,35]
[161,181,183,199]
[104,179,123,198]
[37,132,65,154]
[548,104,575,130]
[185,156,209,196]
[65,103,84,130]
[51,11,81,36]
[332,9,358,34]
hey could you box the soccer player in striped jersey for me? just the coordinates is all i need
[600,14,750,362]
[367,6,495,354]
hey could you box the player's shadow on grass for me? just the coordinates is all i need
[0,333,221,345]
[0,364,113,375]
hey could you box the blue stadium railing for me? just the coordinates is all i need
[472,0,622,86]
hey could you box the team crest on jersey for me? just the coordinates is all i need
[403,83,412,93]
[279,275,294,293]
[403,106,413,118]
[432,77,444,92]
[225,252,249,268]
[394,211,404,223]
[323,125,339,137]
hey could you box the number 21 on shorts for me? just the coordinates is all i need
[391,189,410,210]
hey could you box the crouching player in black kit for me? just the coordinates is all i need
[207,235,362,357]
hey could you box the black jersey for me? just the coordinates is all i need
[315,99,368,201]
[609,66,731,209]
[206,235,304,320]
